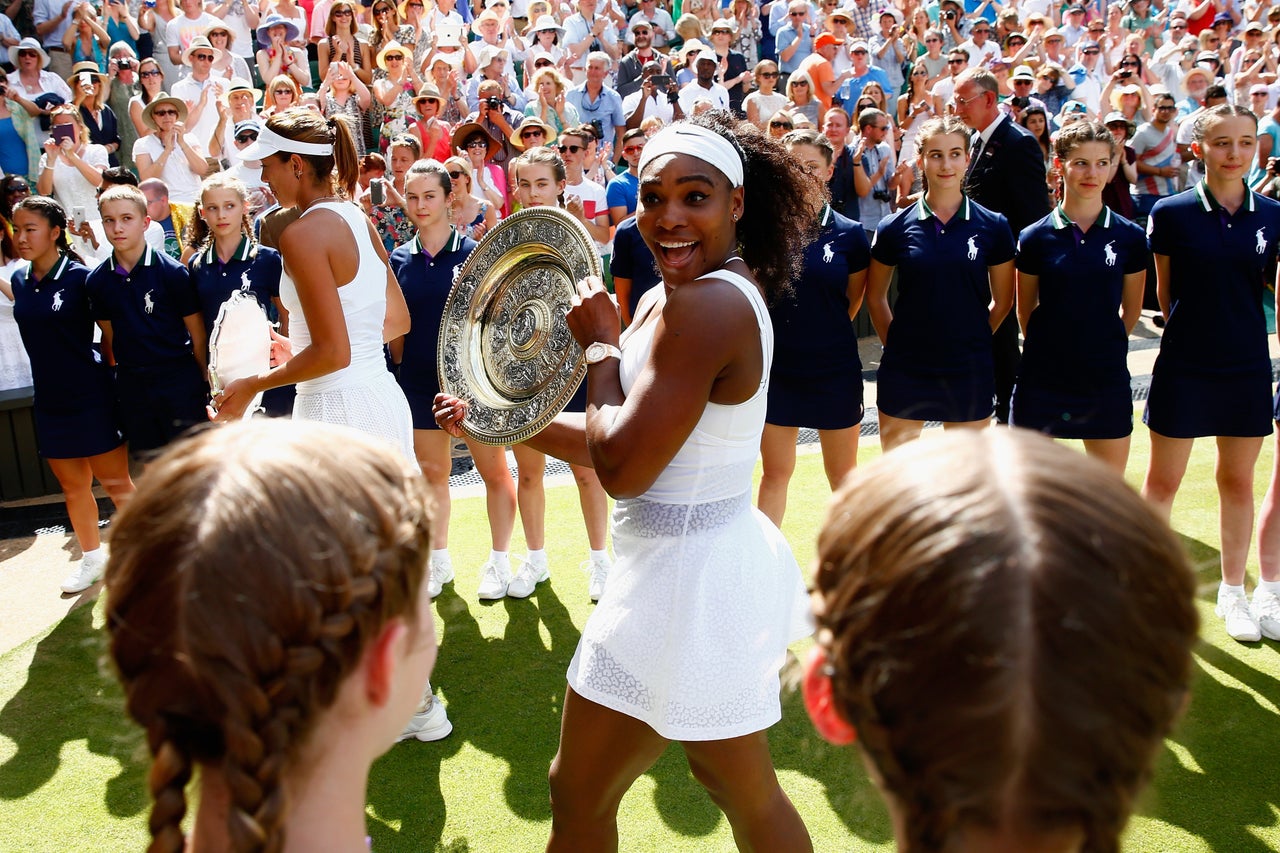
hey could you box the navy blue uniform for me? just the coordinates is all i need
[1013,206,1148,439]
[85,246,208,454]
[871,196,1016,422]
[189,236,292,417]
[767,206,871,429]
[11,254,124,458]
[1145,182,1280,438]
[389,229,476,430]
[609,216,660,324]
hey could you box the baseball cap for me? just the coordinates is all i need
[815,32,844,49]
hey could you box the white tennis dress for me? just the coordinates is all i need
[279,200,415,464]
[566,268,814,741]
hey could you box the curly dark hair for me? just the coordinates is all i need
[687,111,823,302]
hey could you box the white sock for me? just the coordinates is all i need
[81,548,103,564]
[490,549,510,565]
[431,548,451,563]
[1220,582,1246,598]
[1259,579,1280,597]
[589,549,610,563]
[527,548,547,567]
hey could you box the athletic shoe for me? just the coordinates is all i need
[476,556,512,600]
[427,555,454,599]
[507,557,549,599]
[1216,588,1262,643]
[584,554,612,602]
[1251,587,1280,641]
[60,550,106,595]
[396,698,452,742]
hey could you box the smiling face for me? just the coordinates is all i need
[199,186,247,239]
[1193,113,1257,184]
[918,130,969,189]
[12,207,60,263]
[403,171,451,230]
[636,152,743,287]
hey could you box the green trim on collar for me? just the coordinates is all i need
[407,228,465,255]
[916,196,971,222]
[1050,204,1113,230]
[202,235,254,265]
[1195,180,1257,214]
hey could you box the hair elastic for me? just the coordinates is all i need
[638,123,744,187]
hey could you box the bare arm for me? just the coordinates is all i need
[363,217,411,341]
[1016,269,1037,336]
[987,259,1015,332]
[1120,269,1144,334]
[1154,252,1171,321]
[845,267,868,320]
[184,311,207,375]
[866,257,894,344]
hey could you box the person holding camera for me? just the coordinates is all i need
[104,45,140,172]
[69,61,121,168]
[36,106,106,259]
[465,77,521,169]
[622,60,682,128]
[851,107,894,242]
[936,0,967,51]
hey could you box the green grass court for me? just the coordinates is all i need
[1,423,1278,851]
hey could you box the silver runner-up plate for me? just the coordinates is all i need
[438,206,601,446]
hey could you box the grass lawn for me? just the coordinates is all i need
[1,420,1279,852]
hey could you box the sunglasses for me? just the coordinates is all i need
[623,145,644,153]
[333,8,353,14]
[1013,78,1033,84]
[465,139,489,148]
[236,132,258,142]
[385,54,404,61]
[374,6,391,12]
[925,37,941,42]
[152,108,178,116]
[521,129,545,138]
[789,11,805,16]
[1120,60,1140,66]
[770,120,793,128]
[558,143,584,153]
[1082,49,1100,55]
[192,53,215,61]
[209,30,230,37]
[274,87,294,94]
[851,48,868,54]
[1156,104,1177,111]
[535,59,553,67]
[760,71,778,78]
[447,169,465,178]
[6,184,29,193]
[947,58,966,64]
[16,50,36,57]
[140,69,162,78]
[792,79,809,85]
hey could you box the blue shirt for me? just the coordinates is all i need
[775,23,813,74]
[1016,205,1147,383]
[388,228,476,393]
[567,84,626,136]
[608,216,660,320]
[189,237,282,333]
[606,170,639,217]
[837,67,893,117]
[871,196,1015,373]
[11,254,114,412]
[771,205,870,375]
[0,116,27,177]
[1147,181,1280,374]
[85,245,202,368]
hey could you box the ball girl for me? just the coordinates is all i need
[807,429,1197,853]
[758,129,869,526]
[185,172,289,417]
[107,420,437,853]
[866,115,1016,449]
[493,145,612,602]
[10,195,133,593]
[1012,120,1148,473]
[389,160,519,599]
[1143,104,1280,644]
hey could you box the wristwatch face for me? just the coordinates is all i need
[585,342,617,363]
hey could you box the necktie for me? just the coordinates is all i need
[965,133,983,188]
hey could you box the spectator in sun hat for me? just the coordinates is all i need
[255,15,310,92]
[133,93,209,205]
[509,114,556,151]
[1052,97,1089,129]
[204,20,254,83]
[1061,3,1088,47]
[10,38,73,108]
[677,49,729,115]
[409,87,453,160]
[793,31,847,114]
[1177,63,1213,118]
[466,43,525,113]
[165,0,221,73]
[1066,38,1104,114]
[172,37,231,151]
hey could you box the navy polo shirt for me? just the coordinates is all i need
[1148,181,1280,373]
[11,254,114,412]
[189,237,283,333]
[608,216,660,320]
[85,245,202,369]
[1017,205,1148,380]
[389,228,476,393]
[871,196,1016,373]
[771,205,870,376]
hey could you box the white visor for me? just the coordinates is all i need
[238,125,334,166]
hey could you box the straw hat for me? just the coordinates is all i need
[225,77,263,105]
[182,36,224,67]
[376,40,411,71]
[451,121,501,159]
[67,60,107,87]
[509,115,557,150]
[141,93,189,131]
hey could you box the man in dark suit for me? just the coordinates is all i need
[953,67,1052,423]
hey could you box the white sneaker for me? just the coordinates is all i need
[1217,588,1262,643]
[60,551,106,594]
[397,698,453,742]
[476,556,512,600]
[583,554,612,602]
[507,557,549,599]
[427,556,454,599]
[1251,587,1280,641]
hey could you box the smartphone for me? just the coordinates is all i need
[78,72,92,88]
[370,177,384,205]
[71,205,87,227]
[50,123,75,147]
[650,73,671,89]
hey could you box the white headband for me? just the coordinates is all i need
[238,125,333,165]
[638,123,744,188]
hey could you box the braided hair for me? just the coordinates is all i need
[14,196,84,264]
[188,172,258,269]
[106,420,432,853]
[812,430,1198,853]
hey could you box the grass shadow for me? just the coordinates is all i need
[0,599,146,818]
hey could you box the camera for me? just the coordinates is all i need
[943,10,956,20]
[1011,95,1030,108]
[873,189,892,202]
[1268,156,1279,175]
[114,57,133,70]
[484,96,502,109]
[1119,69,1132,78]
[590,118,604,140]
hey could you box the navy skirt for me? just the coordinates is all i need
[1011,380,1134,440]
[1144,368,1273,439]
[35,404,125,459]
[766,368,864,430]
[876,362,995,424]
